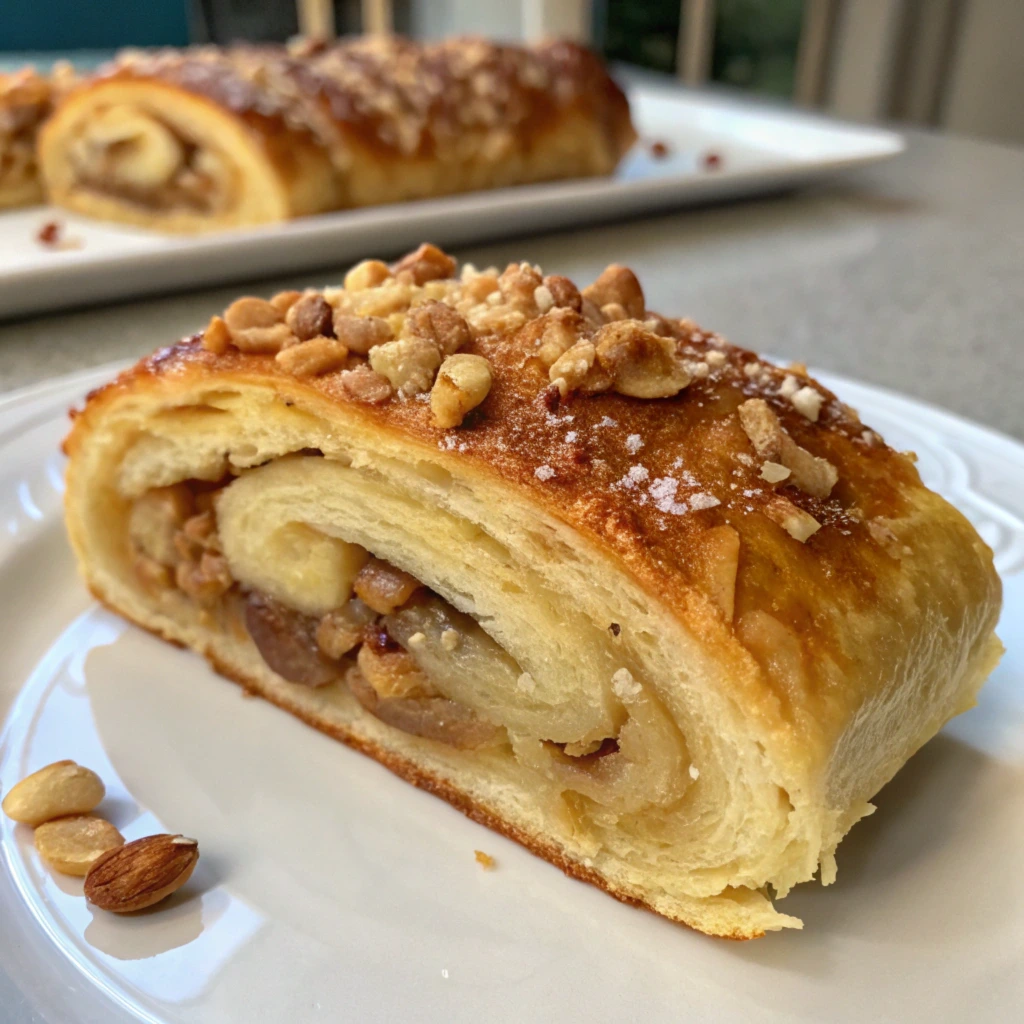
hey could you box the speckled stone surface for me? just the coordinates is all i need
[1,128,1022,440]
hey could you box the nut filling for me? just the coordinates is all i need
[124,477,641,778]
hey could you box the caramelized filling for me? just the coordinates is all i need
[124,476,681,811]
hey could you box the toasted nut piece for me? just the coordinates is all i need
[548,342,596,393]
[764,496,821,542]
[84,834,199,913]
[275,337,349,376]
[2,761,105,825]
[202,315,231,354]
[593,321,691,398]
[580,297,605,328]
[129,484,193,566]
[405,300,472,356]
[223,296,294,353]
[600,302,629,322]
[340,365,394,403]
[431,354,492,428]
[461,269,500,302]
[175,551,233,605]
[760,461,791,484]
[392,243,456,285]
[333,313,393,355]
[350,282,413,318]
[223,296,280,331]
[737,399,837,498]
[530,308,586,368]
[344,259,392,291]
[582,264,645,320]
[357,643,435,700]
[35,815,124,876]
[316,598,378,659]
[543,274,582,311]
[498,262,543,309]
[269,290,302,314]
[286,294,335,341]
[134,552,173,591]
[369,336,442,396]
[354,558,422,614]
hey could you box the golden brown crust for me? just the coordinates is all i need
[81,254,997,758]
[94,38,634,165]
[41,39,634,229]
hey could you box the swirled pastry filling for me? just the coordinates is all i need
[126,472,688,812]
[67,106,231,213]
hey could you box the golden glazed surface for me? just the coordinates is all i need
[38,38,635,231]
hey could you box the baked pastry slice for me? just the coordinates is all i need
[63,245,1002,937]
[0,66,73,209]
[38,37,635,233]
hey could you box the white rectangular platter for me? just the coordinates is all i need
[0,83,903,320]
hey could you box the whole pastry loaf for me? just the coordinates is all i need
[62,245,1002,937]
[38,38,635,233]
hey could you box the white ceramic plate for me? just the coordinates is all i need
[0,85,903,320]
[1,364,1021,1024]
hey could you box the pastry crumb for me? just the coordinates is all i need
[474,850,496,870]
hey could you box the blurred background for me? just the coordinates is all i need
[1,0,1022,145]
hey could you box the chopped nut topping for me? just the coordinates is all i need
[791,385,824,422]
[533,284,555,313]
[737,399,837,498]
[405,299,472,356]
[760,461,791,484]
[270,290,302,315]
[763,496,821,543]
[333,312,393,355]
[344,259,392,292]
[202,315,231,354]
[392,242,456,285]
[340,365,393,403]
[286,294,335,341]
[542,274,582,311]
[548,342,597,394]
[583,264,645,320]
[223,297,295,353]
[440,628,460,651]
[431,353,493,428]
[533,308,586,368]
[593,321,691,398]
[600,302,629,322]
[498,262,544,310]
[370,336,443,397]
[275,337,349,376]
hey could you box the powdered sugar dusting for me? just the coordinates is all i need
[534,464,555,481]
[625,433,644,454]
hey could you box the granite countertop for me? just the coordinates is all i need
[1,127,1022,441]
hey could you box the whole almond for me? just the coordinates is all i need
[84,834,199,913]
[2,760,105,826]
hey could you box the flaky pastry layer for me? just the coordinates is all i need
[63,249,1002,937]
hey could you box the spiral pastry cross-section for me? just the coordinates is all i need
[62,245,1002,937]
[37,38,635,233]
